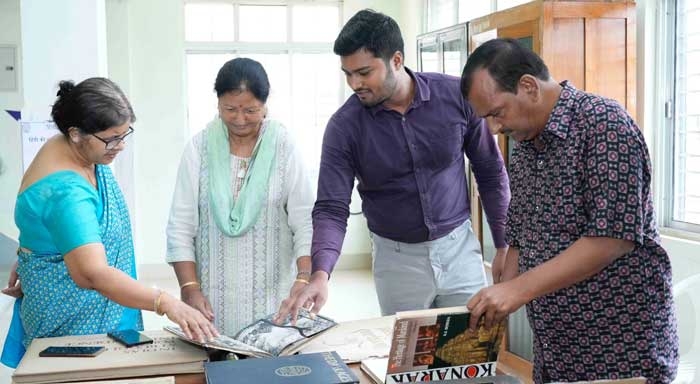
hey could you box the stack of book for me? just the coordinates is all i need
[12,331,207,384]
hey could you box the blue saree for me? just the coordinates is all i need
[1,165,142,368]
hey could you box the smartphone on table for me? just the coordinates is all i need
[107,329,154,348]
[39,346,105,357]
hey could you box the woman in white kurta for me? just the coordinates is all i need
[165,58,314,335]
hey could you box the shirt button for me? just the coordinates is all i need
[535,205,540,211]
[537,159,544,168]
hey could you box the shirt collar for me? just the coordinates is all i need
[368,67,430,116]
[541,80,577,140]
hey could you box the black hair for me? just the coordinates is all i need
[333,9,404,62]
[461,38,550,97]
[51,77,135,136]
[214,57,270,102]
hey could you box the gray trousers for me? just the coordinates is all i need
[370,219,487,316]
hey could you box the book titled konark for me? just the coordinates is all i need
[362,306,505,384]
[204,351,359,384]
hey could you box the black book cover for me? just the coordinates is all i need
[204,351,359,384]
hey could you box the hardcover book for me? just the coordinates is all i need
[204,351,359,384]
[165,309,337,358]
[12,331,207,384]
[361,306,505,384]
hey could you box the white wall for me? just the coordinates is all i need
[0,0,22,244]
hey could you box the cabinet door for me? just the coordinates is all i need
[417,35,439,73]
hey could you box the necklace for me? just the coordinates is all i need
[237,159,248,179]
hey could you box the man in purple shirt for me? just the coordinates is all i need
[276,10,509,321]
[462,38,678,383]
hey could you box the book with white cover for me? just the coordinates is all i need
[12,331,207,384]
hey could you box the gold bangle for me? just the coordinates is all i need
[154,289,165,316]
[180,281,200,289]
[294,278,309,285]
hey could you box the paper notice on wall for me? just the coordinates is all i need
[21,121,58,172]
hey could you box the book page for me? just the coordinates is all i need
[163,326,269,357]
[233,310,337,357]
[299,316,394,363]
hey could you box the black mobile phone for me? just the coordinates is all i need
[107,329,154,348]
[39,346,105,357]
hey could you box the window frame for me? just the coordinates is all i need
[182,0,345,136]
[658,0,700,237]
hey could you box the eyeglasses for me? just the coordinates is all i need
[91,126,134,150]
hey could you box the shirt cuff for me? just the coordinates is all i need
[311,252,337,277]
[165,247,196,263]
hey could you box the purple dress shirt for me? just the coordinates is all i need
[312,69,510,274]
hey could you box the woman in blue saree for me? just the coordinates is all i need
[1,78,218,368]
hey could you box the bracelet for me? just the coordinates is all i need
[154,289,165,316]
[180,281,200,289]
[294,278,309,285]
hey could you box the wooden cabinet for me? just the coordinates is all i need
[466,1,636,381]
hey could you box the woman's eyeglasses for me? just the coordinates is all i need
[91,126,134,150]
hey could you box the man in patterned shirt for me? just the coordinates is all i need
[460,38,678,383]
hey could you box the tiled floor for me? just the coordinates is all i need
[0,266,380,383]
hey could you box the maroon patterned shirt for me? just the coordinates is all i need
[506,82,678,383]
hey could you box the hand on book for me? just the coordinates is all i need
[160,293,220,343]
[274,271,329,326]
[1,260,23,298]
[467,280,528,331]
[181,285,214,321]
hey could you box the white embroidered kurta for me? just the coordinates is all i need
[166,120,315,335]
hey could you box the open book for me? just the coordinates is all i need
[298,315,395,363]
[164,309,337,358]
[361,306,505,384]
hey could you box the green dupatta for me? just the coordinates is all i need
[207,118,280,237]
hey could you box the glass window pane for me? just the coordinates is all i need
[186,53,235,136]
[418,40,439,73]
[291,53,341,174]
[292,5,339,42]
[428,0,458,30]
[184,3,234,42]
[240,54,291,127]
[673,0,700,225]
[239,5,287,42]
[458,0,492,22]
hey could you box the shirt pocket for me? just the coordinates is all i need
[426,123,464,169]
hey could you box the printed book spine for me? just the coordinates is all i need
[385,361,498,383]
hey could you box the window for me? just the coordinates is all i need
[426,0,458,31]
[660,0,700,232]
[183,1,342,173]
